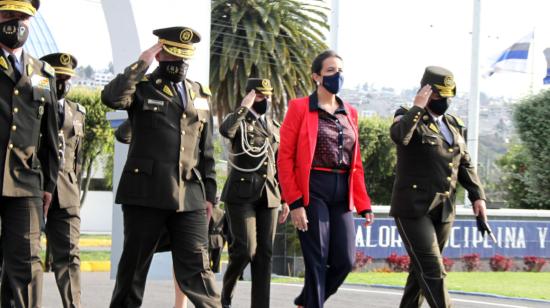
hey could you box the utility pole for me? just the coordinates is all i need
[330,0,340,51]
[466,0,481,206]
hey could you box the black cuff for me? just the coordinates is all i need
[289,198,304,210]
[358,209,372,217]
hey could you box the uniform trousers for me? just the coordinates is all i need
[294,170,355,308]
[109,205,220,308]
[222,193,278,308]
[394,204,452,308]
[44,192,81,308]
[0,196,43,308]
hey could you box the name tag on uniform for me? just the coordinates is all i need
[147,99,165,106]
[193,98,210,110]
[31,75,50,90]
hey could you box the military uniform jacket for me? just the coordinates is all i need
[55,99,85,208]
[101,60,216,211]
[219,105,281,208]
[389,105,485,220]
[0,51,60,196]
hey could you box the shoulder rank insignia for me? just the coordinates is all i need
[26,64,33,76]
[42,62,55,78]
[76,103,86,114]
[162,85,173,97]
[140,75,149,82]
[0,56,7,70]
[449,114,465,127]
[196,81,212,97]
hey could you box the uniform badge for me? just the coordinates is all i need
[162,85,173,97]
[26,64,33,76]
[193,98,210,110]
[60,54,72,66]
[180,29,193,43]
[147,99,165,106]
[130,62,138,71]
[38,105,44,116]
[0,56,7,70]
[31,75,50,90]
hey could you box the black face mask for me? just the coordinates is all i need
[321,71,344,94]
[158,60,188,83]
[56,79,71,100]
[252,98,268,115]
[427,97,450,116]
[0,19,29,49]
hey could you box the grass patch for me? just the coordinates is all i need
[274,272,550,300]
[40,250,111,262]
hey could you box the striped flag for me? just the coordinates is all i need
[487,32,533,76]
[543,48,550,84]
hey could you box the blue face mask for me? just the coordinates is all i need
[321,71,344,94]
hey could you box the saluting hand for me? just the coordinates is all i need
[290,207,308,232]
[240,90,256,109]
[138,42,163,67]
[414,85,433,108]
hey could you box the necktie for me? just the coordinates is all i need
[8,54,21,81]
[437,119,453,145]
[174,82,187,109]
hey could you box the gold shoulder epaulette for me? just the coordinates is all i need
[449,114,465,127]
[195,81,212,97]
[42,62,55,78]
[76,103,86,114]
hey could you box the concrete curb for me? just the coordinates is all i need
[41,238,112,247]
[345,283,550,305]
[81,261,110,272]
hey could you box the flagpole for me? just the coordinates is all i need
[529,29,535,94]
[466,0,481,206]
[330,0,340,51]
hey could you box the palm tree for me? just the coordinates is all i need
[210,0,329,121]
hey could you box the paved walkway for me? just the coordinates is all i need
[41,272,548,308]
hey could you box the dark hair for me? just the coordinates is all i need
[311,50,343,75]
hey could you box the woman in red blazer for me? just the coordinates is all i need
[277,50,374,308]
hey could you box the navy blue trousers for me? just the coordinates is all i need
[295,170,355,308]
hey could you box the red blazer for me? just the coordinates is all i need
[277,96,372,213]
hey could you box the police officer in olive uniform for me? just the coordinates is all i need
[0,1,60,307]
[40,52,84,308]
[219,78,289,308]
[390,66,488,308]
[101,26,220,308]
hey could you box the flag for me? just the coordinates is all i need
[543,48,550,84]
[486,32,533,76]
